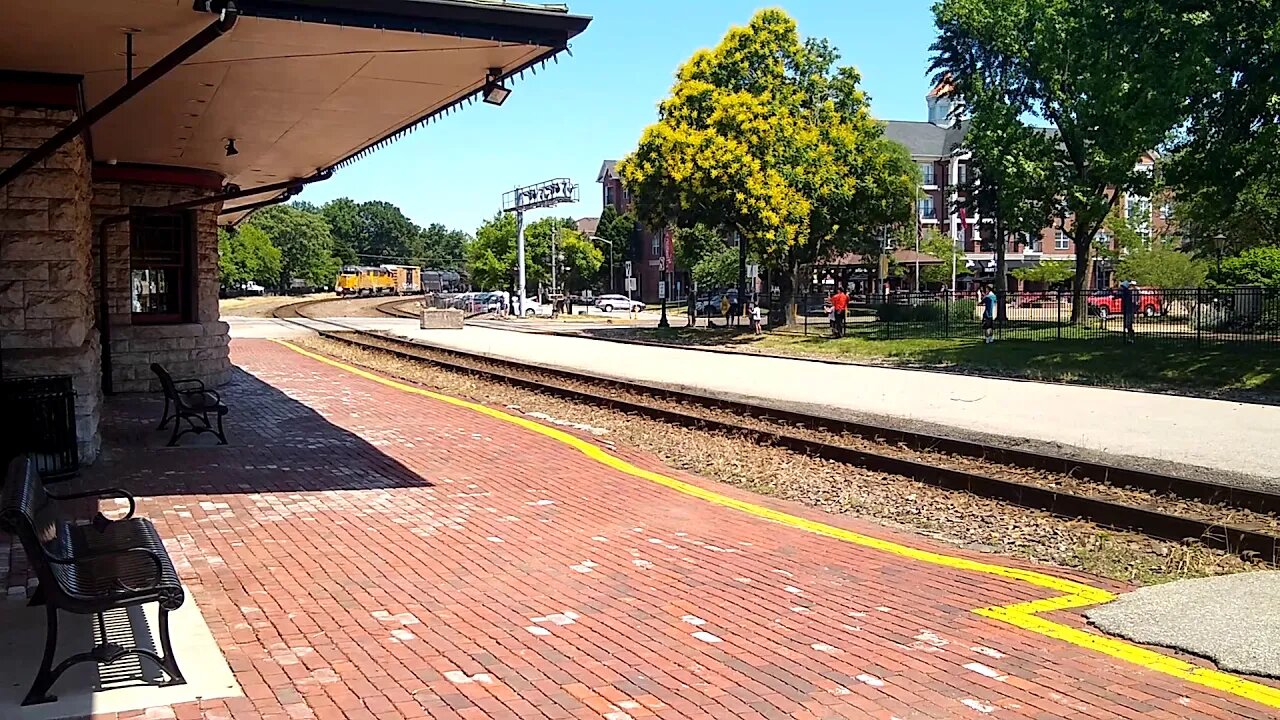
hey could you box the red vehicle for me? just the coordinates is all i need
[1087,288,1163,319]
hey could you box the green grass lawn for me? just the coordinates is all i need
[598,323,1280,400]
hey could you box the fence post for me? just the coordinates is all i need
[1195,287,1202,347]
[1057,289,1062,340]
[944,291,951,337]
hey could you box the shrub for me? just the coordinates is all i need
[876,298,976,324]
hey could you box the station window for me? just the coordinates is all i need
[131,211,196,324]
[1054,230,1069,250]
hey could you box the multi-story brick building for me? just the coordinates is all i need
[884,82,1172,291]
[596,160,693,303]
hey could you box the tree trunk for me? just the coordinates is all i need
[1070,237,1090,323]
[777,260,799,327]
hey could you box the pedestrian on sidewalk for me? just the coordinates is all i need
[720,294,731,329]
[750,302,762,334]
[830,285,849,338]
[981,282,997,343]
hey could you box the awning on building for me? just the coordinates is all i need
[0,0,590,221]
[826,249,943,267]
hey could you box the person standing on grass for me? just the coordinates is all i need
[1121,280,1137,343]
[981,282,997,344]
[750,302,763,334]
[830,285,849,338]
[720,294,731,328]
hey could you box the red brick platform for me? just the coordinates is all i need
[5,338,1276,720]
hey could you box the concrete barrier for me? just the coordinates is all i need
[420,308,465,329]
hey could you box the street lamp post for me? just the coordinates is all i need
[589,235,614,292]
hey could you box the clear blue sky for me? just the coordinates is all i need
[300,1,940,235]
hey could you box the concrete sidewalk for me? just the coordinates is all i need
[238,316,1280,484]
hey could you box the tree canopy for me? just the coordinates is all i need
[931,0,1197,319]
[243,204,339,290]
[218,225,282,290]
[619,9,917,322]
[465,214,602,293]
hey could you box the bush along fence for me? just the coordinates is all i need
[784,287,1280,345]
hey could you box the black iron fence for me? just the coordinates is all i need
[1,375,79,480]
[786,286,1280,346]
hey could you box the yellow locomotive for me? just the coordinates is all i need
[334,265,423,296]
[335,266,395,296]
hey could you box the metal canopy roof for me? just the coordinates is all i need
[0,0,590,222]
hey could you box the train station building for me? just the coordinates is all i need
[0,0,589,462]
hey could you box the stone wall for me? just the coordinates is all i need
[91,181,228,393]
[0,105,102,462]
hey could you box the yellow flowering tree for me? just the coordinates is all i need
[618,9,917,323]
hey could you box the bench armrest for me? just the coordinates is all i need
[44,547,164,593]
[44,487,137,526]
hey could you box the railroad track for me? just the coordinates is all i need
[274,296,1280,563]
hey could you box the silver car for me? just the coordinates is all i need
[594,294,645,313]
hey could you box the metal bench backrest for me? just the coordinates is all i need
[151,363,177,398]
[0,455,74,600]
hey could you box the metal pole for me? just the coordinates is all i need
[915,183,921,293]
[0,9,239,191]
[551,225,557,295]
[516,209,526,316]
[610,242,615,293]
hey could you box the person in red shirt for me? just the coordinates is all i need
[830,286,849,338]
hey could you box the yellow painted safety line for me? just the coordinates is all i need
[272,339,1280,710]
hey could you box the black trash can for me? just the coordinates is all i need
[2,375,79,481]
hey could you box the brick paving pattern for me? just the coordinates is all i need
[5,338,1276,720]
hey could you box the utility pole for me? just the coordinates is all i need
[551,224,558,295]
[515,206,526,316]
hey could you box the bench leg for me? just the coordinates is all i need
[23,603,59,705]
[158,608,186,686]
[27,583,44,606]
[214,412,228,446]
[167,414,184,447]
[158,394,172,430]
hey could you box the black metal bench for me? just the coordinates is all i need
[0,455,186,705]
[151,363,227,446]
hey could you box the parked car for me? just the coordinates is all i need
[694,290,738,317]
[1087,289,1163,319]
[594,294,645,313]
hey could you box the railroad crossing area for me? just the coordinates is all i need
[5,336,1279,719]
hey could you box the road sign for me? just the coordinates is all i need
[657,257,666,273]
[657,281,666,300]
[747,263,759,279]
[625,277,637,292]
[624,261,633,277]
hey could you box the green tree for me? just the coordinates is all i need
[318,198,361,266]
[465,213,518,291]
[218,225,282,290]
[245,204,339,290]
[1214,246,1280,290]
[619,9,917,324]
[932,0,1196,321]
[595,206,637,290]
[465,215,601,294]
[320,198,421,265]
[919,229,966,288]
[1159,2,1280,249]
[1012,261,1076,286]
[1116,245,1208,289]
[420,223,470,271]
[690,244,739,290]
[949,79,1057,318]
[553,229,604,293]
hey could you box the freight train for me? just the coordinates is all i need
[334,265,422,296]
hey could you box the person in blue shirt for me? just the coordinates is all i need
[981,282,998,344]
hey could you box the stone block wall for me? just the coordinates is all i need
[91,181,229,393]
[0,105,102,462]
